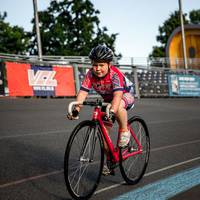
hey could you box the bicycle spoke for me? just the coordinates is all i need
[81,128,94,160]
[120,117,150,185]
[73,162,89,194]
[64,121,104,199]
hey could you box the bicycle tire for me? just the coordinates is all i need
[119,116,150,185]
[64,120,104,200]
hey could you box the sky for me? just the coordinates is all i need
[0,0,200,58]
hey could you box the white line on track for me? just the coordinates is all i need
[148,117,200,125]
[151,139,200,152]
[95,156,200,195]
[0,117,200,140]
[0,130,71,140]
[0,170,64,189]
[0,145,200,190]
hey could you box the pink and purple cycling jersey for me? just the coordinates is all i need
[80,66,134,109]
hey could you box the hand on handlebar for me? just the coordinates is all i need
[107,109,115,123]
[67,108,80,120]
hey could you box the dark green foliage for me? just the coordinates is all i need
[0,0,118,57]
[189,9,200,24]
[0,12,30,54]
[29,0,118,56]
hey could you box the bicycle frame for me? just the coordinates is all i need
[92,106,143,164]
[65,100,150,200]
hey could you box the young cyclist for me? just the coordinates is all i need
[67,45,135,175]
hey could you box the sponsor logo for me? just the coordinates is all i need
[28,69,57,91]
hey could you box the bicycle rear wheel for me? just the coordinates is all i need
[119,116,150,184]
[64,120,104,200]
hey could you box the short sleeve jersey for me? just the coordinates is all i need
[80,66,131,102]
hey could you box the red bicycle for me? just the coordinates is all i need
[64,99,150,199]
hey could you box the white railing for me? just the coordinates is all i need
[0,53,200,69]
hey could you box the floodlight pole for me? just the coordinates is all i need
[33,0,43,60]
[178,0,188,70]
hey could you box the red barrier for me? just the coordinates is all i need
[6,62,76,97]
[53,66,76,96]
[6,62,33,96]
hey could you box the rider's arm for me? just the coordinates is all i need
[110,90,123,113]
[110,68,124,113]
[75,90,88,112]
[67,90,88,120]
[75,70,92,112]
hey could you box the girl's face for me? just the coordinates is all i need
[92,62,110,77]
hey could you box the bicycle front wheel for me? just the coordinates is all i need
[119,116,150,185]
[64,120,104,200]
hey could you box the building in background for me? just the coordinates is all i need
[166,24,200,69]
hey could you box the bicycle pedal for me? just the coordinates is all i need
[103,170,115,176]
[110,163,118,170]
[110,170,115,176]
[128,146,137,153]
[102,165,115,176]
[119,144,129,149]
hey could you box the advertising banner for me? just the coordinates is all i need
[53,66,75,96]
[28,65,57,96]
[0,62,5,95]
[6,62,33,96]
[168,74,200,97]
[6,62,75,97]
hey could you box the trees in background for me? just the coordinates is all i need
[1,1,200,58]
[0,12,30,54]
[189,9,200,24]
[29,0,118,56]
[0,0,118,56]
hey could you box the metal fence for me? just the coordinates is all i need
[1,53,200,69]
[1,53,200,98]
[72,62,200,98]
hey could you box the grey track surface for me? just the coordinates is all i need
[0,97,200,200]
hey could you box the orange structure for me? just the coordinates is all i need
[166,25,200,69]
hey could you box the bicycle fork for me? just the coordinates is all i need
[79,126,98,163]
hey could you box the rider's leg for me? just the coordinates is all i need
[101,115,115,175]
[103,98,130,151]
[102,124,112,157]
[115,100,129,132]
[115,97,134,147]
[103,100,129,159]
[102,124,115,175]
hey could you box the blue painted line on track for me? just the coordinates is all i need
[113,166,200,200]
